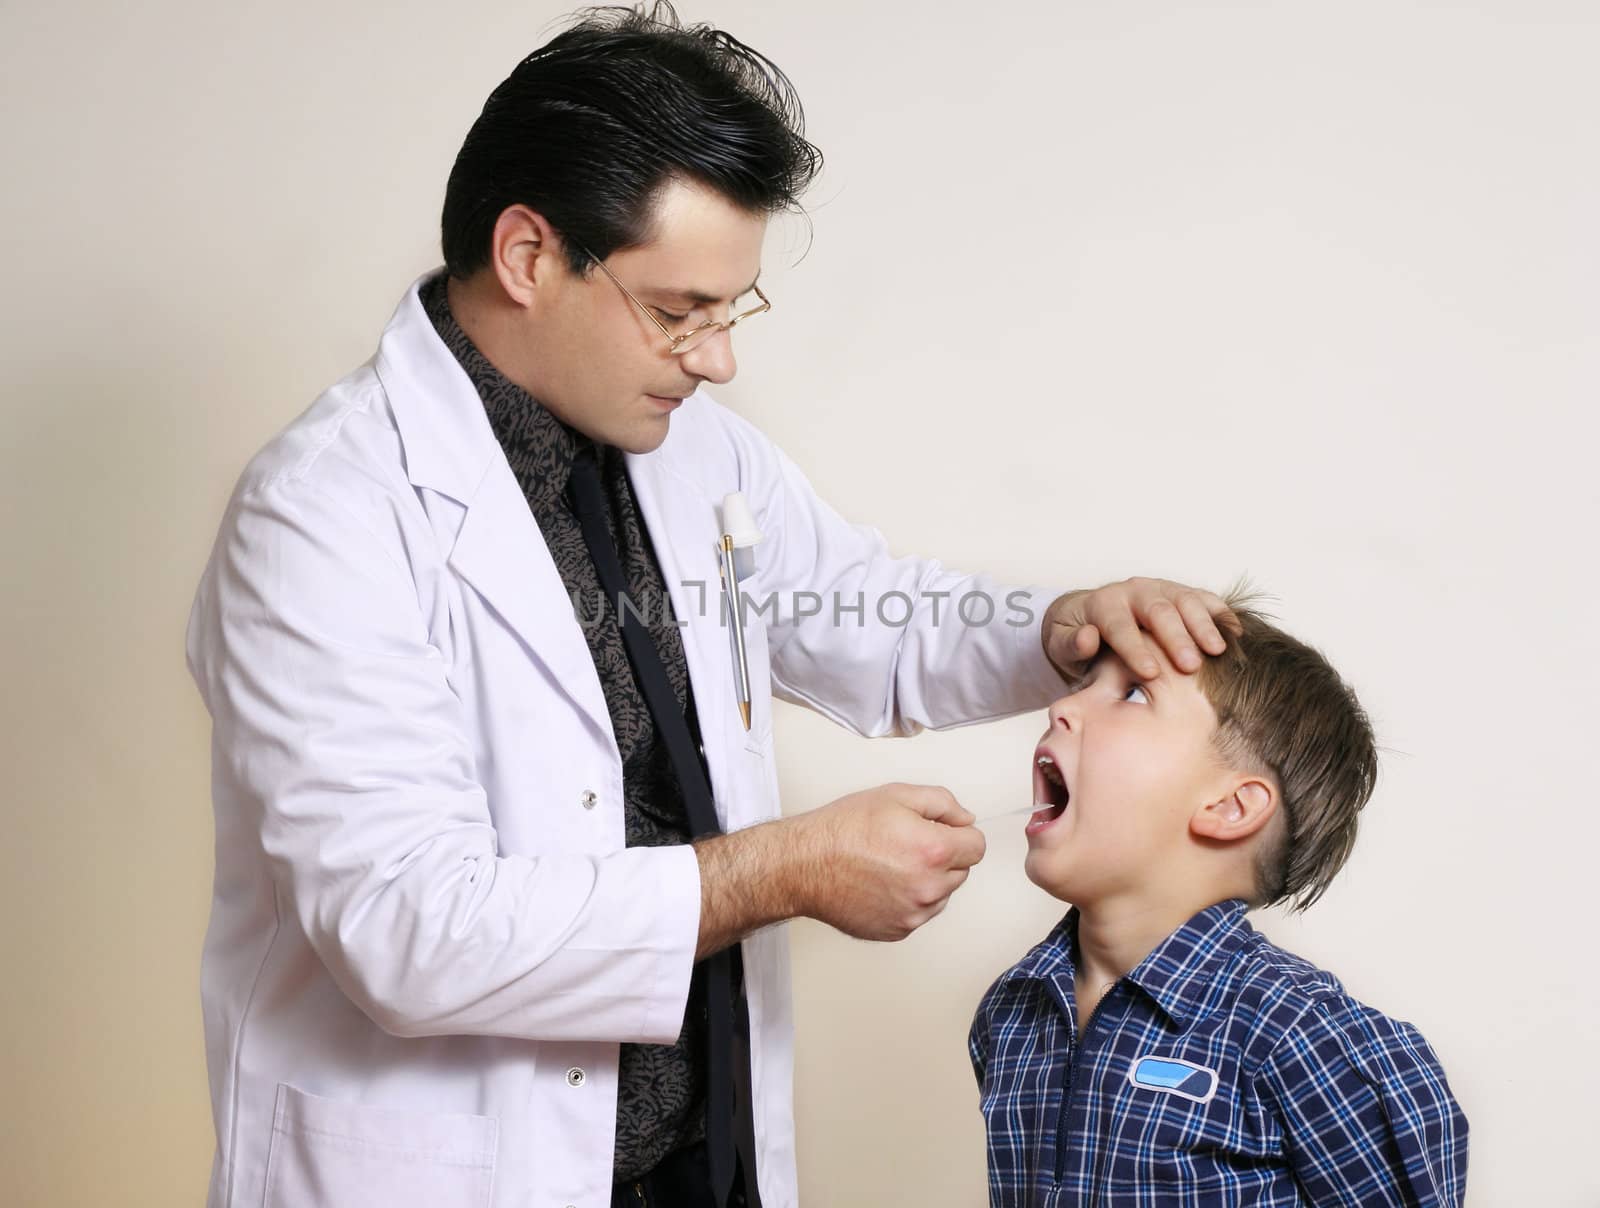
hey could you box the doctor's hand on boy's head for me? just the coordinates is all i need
[794,783,986,943]
[1043,577,1239,683]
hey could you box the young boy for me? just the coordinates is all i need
[969,598,1467,1206]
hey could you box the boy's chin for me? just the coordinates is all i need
[1024,850,1080,904]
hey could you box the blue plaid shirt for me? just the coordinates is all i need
[969,901,1467,1206]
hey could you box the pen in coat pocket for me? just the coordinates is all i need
[719,492,763,733]
[719,533,752,731]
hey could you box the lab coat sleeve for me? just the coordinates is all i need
[187,472,699,1045]
[747,431,1066,737]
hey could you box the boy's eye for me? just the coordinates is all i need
[653,308,691,326]
[1123,684,1150,704]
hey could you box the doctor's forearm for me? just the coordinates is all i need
[692,783,983,955]
[692,818,814,960]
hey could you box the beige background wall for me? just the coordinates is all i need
[3,2,1596,1204]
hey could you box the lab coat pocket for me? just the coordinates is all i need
[262,1083,498,1208]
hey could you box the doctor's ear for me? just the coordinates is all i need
[1190,777,1278,844]
[488,205,562,308]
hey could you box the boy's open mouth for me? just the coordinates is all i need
[1028,749,1070,835]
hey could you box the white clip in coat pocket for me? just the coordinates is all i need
[720,491,762,582]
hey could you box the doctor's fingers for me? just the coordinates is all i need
[1045,621,1101,677]
[938,822,986,871]
[1178,586,1236,643]
[1140,598,1207,673]
[1115,582,1236,675]
[1136,588,1234,673]
[897,782,974,828]
[908,868,971,929]
[1092,605,1162,680]
[901,818,984,880]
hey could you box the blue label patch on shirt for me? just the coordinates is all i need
[1127,1055,1219,1104]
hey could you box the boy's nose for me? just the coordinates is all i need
[1047,695,1081,732]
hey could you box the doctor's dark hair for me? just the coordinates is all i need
[1195,592,1379,913]
[441,2,821,278]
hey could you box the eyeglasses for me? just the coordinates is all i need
[576,243,771,356]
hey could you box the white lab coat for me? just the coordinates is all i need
[186,271,1065,1208]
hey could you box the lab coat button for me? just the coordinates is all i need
[580,790,597,810]
[566,1067,586,1087]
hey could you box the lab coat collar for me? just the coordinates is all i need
[375,270,616,744]
[376,269,500,506]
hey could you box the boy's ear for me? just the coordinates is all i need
[1190,777,1278,843]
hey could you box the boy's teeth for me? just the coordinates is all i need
[1036,754,1065,789]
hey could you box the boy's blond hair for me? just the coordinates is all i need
[1196,593,1378,911]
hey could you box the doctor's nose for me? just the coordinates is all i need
[680,327,737,386]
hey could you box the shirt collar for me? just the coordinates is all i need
[998,908,1083,989]
[419,273,594,509]
[1121,899,1251,1026]
[1000,899,1252,1027]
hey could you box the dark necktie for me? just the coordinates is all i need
[568,447,754,1207]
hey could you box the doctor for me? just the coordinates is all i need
[186,7,1233,1208]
